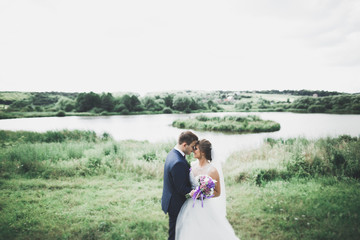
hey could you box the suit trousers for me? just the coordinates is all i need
[167,199,182,240]
[168,211,178,240]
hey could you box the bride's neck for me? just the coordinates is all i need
[197,157,209,167]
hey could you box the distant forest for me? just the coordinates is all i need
[250,89,343,97]
[0,90,359,119]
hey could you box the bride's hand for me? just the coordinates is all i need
[189,189,196,197]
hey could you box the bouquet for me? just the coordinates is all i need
[192,175,217,208]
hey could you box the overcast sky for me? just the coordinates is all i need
[1,0,359,95]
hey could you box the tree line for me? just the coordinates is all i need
[3,91,222,115]
[251,89,344,97]
[233,93,360,114]
[289,94,360,114]
[1,90,359,116]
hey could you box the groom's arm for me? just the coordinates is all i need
[171,162,192,196]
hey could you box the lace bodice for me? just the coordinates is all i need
[189,162,212,189]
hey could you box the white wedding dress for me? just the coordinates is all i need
[175,163,239,240]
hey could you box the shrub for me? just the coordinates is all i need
[120,109,130,115]
[162,107,172,114]
[65,103,75,112]
[91,107,103,114]
[141,152,157,162]
[196,115,209,121]
[87,156,102,170]
[172,95,191,111]
[351,104,360,111]
[114,103,127,112]
[308,104,326,113]
[184,108,191,113]
[56,110,66,117]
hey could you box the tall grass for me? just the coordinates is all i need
[0,130,175,239]
[225,135,360,185]
[0,130,173,180]
[224,135,360,239]
[0,129,100,145]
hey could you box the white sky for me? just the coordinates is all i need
[1,0,359,95]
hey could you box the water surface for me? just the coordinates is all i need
[1,112,360,161]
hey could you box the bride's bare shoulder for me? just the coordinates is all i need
[208,165,219,178]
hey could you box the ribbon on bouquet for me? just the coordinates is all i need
[192,187,214,208]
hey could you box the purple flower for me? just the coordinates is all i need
[192,175,217,208]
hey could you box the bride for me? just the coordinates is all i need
[175,139,239,240]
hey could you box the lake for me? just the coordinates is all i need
[1,112,360,162]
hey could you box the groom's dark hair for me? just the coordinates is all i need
[178,131,198,145]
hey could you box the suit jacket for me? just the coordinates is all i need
[161,148,192,215]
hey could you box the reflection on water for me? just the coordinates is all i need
[1,112,360,162]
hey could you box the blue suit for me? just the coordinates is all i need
[161,148,192,240]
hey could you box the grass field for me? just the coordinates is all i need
[1,130,359,239]
[0,92,31,102]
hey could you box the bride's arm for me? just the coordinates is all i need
[209,167,221,198]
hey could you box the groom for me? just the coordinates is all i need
[161,131,198,240]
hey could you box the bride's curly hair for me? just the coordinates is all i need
[197,139,212,161]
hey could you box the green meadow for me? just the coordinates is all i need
[0,130,359,239]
